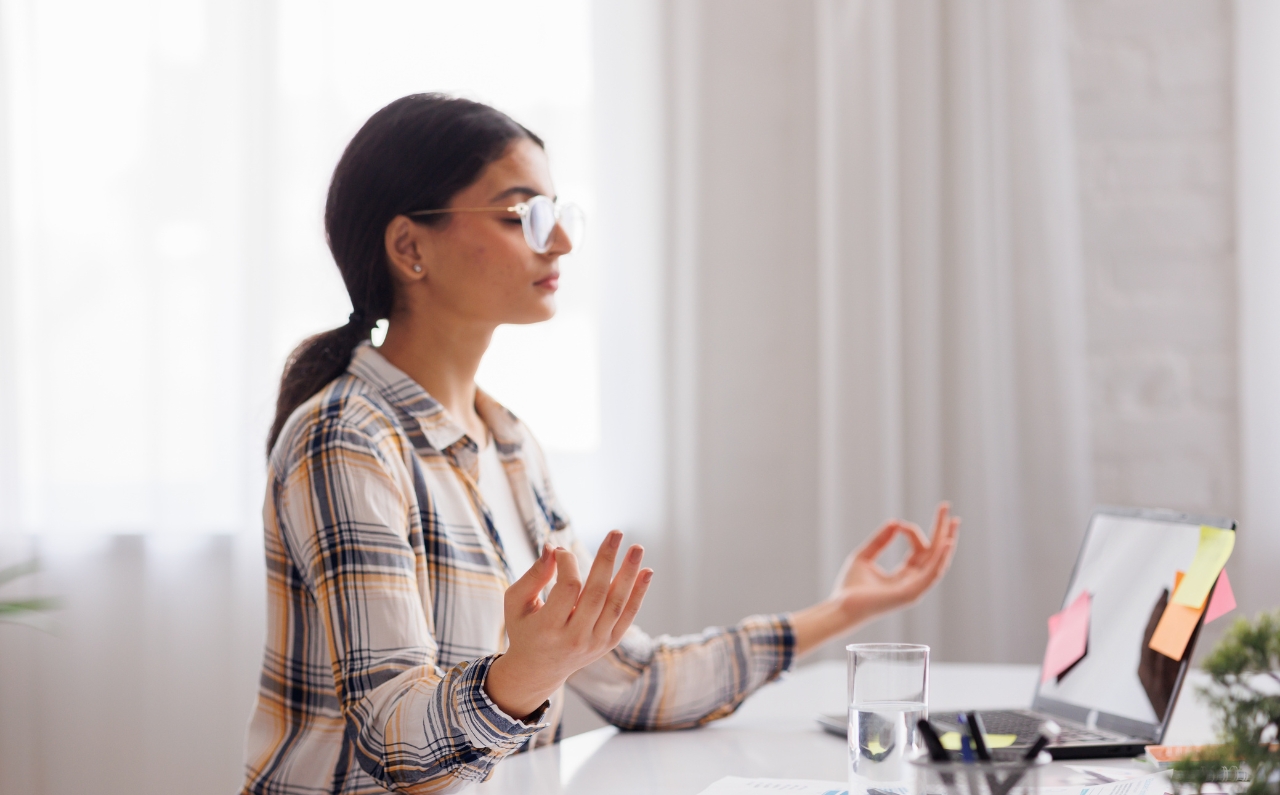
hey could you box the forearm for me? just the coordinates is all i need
[569,616,794,730]
[789,597,862,658]
[353,656,546,790]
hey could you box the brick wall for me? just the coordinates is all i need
[1069,0,1238,517]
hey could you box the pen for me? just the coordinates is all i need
[957,713,976,763]
[966,711,992,761]
[916,718,951,763]
[916,718,957,788]
[1023,720,1062,760]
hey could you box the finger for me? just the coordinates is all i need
[899,521,930,560]
[909,516,961,590]
[930,502,951,541]
[936,517,960,573]
[609,568,654,645]
[569,530,623,628]
[855,521,907,562]
[542,548,584,624]
[593,543,645,637]
[504,543,558,612]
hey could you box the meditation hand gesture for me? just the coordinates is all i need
[792,502,960,656]
[485,530,652,720]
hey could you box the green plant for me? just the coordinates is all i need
[1173,610,1280,795]
[0,559,60,629]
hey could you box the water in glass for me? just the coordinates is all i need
[848,701,926,795]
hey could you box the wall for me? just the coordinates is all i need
[1069,0,1238,519]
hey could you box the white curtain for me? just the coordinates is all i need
[1235,0,1280,617]
[661,0,1092,663]
[0,1,633,792]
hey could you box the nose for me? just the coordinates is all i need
[546,220,573,257]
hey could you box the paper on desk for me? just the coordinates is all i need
[697,778,849,795]
[1038,770,1174,795]
[1171,526,1234,610]
[1042,590,1091,683]
[1204,569,1236,624]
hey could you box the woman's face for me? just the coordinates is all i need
[395,138,570,327]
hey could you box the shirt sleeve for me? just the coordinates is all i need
[565,614,796,730]
[275,416,545,792]
[514,421,796,732]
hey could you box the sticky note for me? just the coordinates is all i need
[1204,570,1236,624]
[1148,596,1204,661]
[1042,590,1090,683]
[940,732,1017,751]
[1171,526,1235,610]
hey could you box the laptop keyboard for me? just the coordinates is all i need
[936,710,1120,745]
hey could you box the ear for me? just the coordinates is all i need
[384,215,429,283]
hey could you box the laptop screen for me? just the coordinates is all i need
[1031,507,1235,741]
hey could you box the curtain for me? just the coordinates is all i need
[0,1,618,792]
[661,0,1092,663]
[1235,0,1280,617]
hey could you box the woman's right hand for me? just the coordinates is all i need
[483,530,653,721]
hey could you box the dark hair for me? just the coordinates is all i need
[267,93,542,455]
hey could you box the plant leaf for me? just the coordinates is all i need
[0,559,39,587]
[0,597,61,614]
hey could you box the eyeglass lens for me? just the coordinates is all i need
[522,196,585,254]
[526,197,557,253]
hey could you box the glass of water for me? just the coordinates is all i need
[847,643,929,795]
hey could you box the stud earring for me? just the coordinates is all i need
[412,264,422,273]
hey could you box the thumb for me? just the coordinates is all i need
[505,543,558,611]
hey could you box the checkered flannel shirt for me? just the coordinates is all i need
[242,343,795,794]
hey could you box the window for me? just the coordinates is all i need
[0,0,599,535]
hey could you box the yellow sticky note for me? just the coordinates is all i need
[939,732,1018,751]
[1172,526,1235,609]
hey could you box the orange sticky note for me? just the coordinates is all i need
[1149,594,1205,661]
[1204,570,1236,624]
[1042,591,1090,683]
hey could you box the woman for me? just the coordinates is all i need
[242,94,959,795]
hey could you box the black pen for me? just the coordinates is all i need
[1023,720,1062,760]
[966,711,992,761]
[916,718,951,763]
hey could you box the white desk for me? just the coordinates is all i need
[470,661,1215,794]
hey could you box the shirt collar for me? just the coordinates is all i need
[347,343,523,455]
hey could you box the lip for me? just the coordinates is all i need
[534,272,560,291]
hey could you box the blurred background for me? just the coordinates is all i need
[1,0,1278,792]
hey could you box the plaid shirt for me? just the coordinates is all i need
[242,344,795,795]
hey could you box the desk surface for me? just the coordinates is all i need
[470,661,1214,794]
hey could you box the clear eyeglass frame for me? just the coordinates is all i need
[407,194,584,255]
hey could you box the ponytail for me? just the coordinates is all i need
[267,314,376,454]
[266,94,540,455]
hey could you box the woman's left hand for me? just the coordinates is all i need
[790,502,960,656]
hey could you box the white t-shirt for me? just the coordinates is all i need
[477,436,538,580]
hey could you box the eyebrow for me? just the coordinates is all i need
[489,185,557,203]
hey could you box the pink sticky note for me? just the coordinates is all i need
[1204,570,1236,624]
[1042,591,1090,683]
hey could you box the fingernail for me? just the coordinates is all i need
[641,570,653,583]
[628,546,643,562]
[609,531,622,549]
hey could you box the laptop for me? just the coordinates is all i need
[817,506,1237,759]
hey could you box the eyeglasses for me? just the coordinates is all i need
[407,195,585,255]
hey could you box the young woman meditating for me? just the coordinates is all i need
[241,94,960,795]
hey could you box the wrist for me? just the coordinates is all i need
[484,652,562,721]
